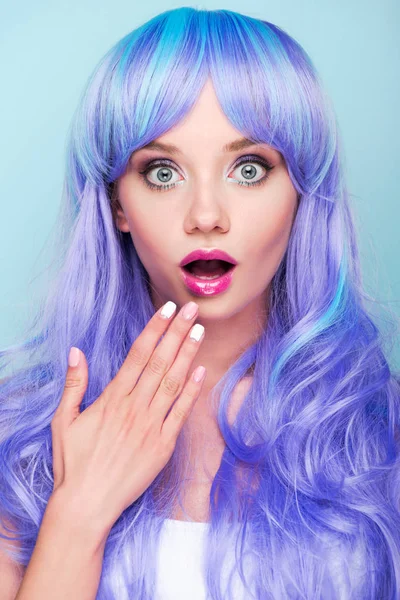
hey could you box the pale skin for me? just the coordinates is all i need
[114,78,299,520]
[0,78,299,597]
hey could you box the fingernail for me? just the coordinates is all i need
[182,302,198,320]
[160,301,177,319]
[193,366,206,383]
[68,347,80,367]
[189,323,204,342]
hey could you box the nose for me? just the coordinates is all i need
[183,179,230,234]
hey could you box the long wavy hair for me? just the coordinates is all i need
[1,7,400,599]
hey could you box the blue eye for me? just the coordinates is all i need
[231,155,274,188]
[138,154,274,192]
[138,159,182,192]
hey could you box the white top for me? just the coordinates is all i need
[155,518,252,600]
[154,519,367,599]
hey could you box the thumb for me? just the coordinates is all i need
[51,347,89,492]
[61,346,89,426]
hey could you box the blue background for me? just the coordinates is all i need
[1,0,399,368]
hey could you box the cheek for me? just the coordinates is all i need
[126,208,176,277]
[246,193,297,260]
[118,177,169,238]
[123,201,168,253]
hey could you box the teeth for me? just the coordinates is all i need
[194,273,222,280]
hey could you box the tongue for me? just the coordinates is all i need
[189,259,228,278]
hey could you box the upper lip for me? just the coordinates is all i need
[179,248,238,268]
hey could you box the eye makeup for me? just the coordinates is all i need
[137,153,275,192]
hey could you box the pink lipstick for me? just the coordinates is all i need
[179,248,237,297]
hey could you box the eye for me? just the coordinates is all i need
[228,154,274,188]
[138,159,183,192]
[138,154,274,192]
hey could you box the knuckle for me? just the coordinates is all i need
[64,374,82,390]
[160,374,182,397]
[174,319,190,337]
[182,338,198,356]
[170,402,188,423]
[127,344,148,368]
[148,354,168,376]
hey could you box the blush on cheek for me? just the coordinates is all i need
[251,221,293,276]
[249,212,293,257]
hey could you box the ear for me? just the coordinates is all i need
[111,185,130,233]
[114,205,130,233]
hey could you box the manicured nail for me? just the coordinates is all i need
[160,301,177,319]
[193,366,206,383]
[68,347,80,367]
[182,302,198,320]
[189,323,204,342]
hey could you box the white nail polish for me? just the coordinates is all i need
[160,301,176,319]
[189,323,204,342]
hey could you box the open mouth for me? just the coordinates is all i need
[182,259,235,280]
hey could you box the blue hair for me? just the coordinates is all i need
[1,7,400,598]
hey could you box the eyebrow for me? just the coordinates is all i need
[137,137,263,155]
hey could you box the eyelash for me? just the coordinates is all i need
[138,154,274,192]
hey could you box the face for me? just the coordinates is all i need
[114,78,299,322]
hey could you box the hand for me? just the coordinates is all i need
[50,301,206,533]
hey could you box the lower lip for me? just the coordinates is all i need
[179,266,236,296]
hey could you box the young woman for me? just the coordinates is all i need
[1,7,399,599]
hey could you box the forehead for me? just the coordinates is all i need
[140,137,257,154]
[134,137,282,161]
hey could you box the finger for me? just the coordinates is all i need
[56,347,89,426]
[127,301,199,406]
[149,323,205,418]
[51,347,89,488]
[110,301,177,397]
[161,364,206,443]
